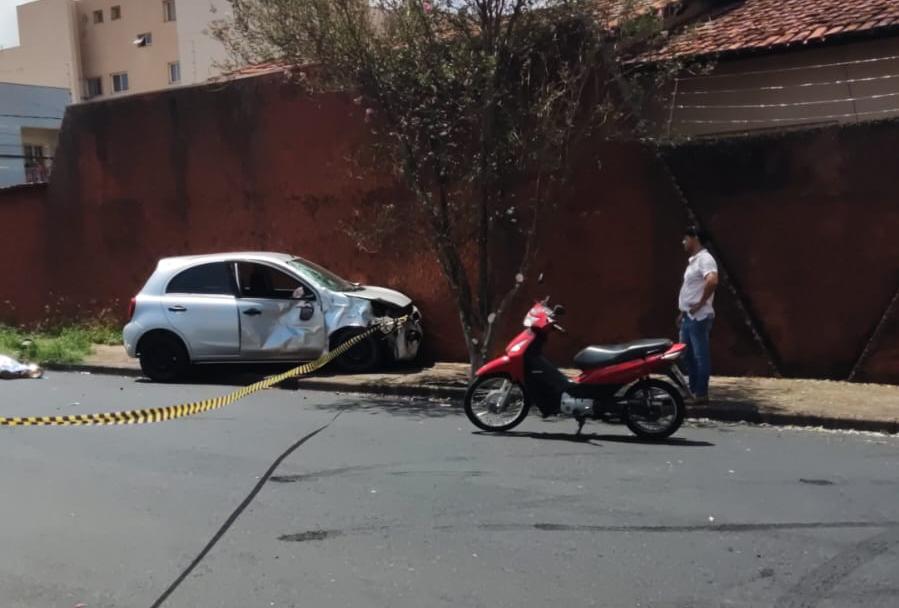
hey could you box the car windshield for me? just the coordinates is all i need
[286,257,360,292]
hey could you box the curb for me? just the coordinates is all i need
[44,362,898,435]
[687,406,898,435]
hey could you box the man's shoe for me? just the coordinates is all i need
[692,395,709,405]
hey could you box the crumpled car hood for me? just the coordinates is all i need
[349,285,412,308]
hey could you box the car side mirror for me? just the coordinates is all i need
[299,303,315,321]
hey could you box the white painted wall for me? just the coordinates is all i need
[175,0,231,84]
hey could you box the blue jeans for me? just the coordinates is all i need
[680,315,713,397]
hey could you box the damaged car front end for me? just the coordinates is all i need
[319,282,423,371]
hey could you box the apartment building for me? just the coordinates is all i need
[0,0,230,103]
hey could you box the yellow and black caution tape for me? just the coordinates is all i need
[0,319,406,427]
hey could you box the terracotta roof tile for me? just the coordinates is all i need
[213,62,292,81]
[641,0,899,61]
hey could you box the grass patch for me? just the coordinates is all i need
[0,323,122,365]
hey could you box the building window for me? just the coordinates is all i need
[85,77,103,98]
[111,72,130,93]
[111,6,121,20]
[168,61,181,84]
[23,145,48,183]
[163,0,176,22]
[134,32,152,47]
[93,9,104,24]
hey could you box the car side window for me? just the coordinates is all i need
[237,263,309,300]
[166,262,235,295]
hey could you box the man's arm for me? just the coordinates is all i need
[689,272,719,315]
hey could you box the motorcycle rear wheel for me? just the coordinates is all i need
[623,379,685,440]
[464,374,530,432]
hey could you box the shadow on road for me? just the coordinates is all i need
[134,363,301,389]
[477,430,714,447]
[134,361,436,390]
[318,396,462,420]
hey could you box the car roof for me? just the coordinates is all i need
[157,251,295,270]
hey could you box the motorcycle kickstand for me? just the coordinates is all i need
[574,415,587,436]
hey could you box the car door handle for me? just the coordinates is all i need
[242,308,262,316]
[168,305,187,312]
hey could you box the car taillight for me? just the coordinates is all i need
[127,296,136,321]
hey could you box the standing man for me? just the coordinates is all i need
[678,226,719,404]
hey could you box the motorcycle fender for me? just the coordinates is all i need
[476,356,524,383]
[666,366,692,399]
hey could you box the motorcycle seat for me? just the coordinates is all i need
[573,339,673,370]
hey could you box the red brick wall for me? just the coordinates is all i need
[1,74,895,382]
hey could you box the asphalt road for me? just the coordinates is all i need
[1,372,897,608]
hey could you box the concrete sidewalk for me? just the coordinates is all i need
[47,345,899,434]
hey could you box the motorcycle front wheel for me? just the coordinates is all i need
[623,379,685,440]
[464,374,530,432]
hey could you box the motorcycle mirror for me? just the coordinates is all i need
[552,304,566,317]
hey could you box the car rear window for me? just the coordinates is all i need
[166,262,234,295]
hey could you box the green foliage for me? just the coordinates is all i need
[0,323,122,365]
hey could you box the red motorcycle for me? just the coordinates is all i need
[464,298,690,439]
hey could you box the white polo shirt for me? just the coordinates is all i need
[678,249,718,320]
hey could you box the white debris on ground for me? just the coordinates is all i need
[687,417,898,440]
[0,354,43,380]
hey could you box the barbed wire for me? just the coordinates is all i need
[678,72,899,96]
[677,90,899,110]
[679,106,899,125]
[678,53,899,81]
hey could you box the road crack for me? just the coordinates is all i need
[147,410,343,608]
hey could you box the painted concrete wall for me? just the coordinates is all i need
[665,123,899,381]
[0,81,68,187]
[0,74,896,382]
[0,183,49,320]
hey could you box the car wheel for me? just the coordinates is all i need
[139,332,189,382]
[331,330,382,373]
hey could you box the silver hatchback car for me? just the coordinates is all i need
[123,252,423,381]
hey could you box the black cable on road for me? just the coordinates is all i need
[147,411,343,608]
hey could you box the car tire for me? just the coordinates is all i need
[330,330,382,373]
[139,332,190,382]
